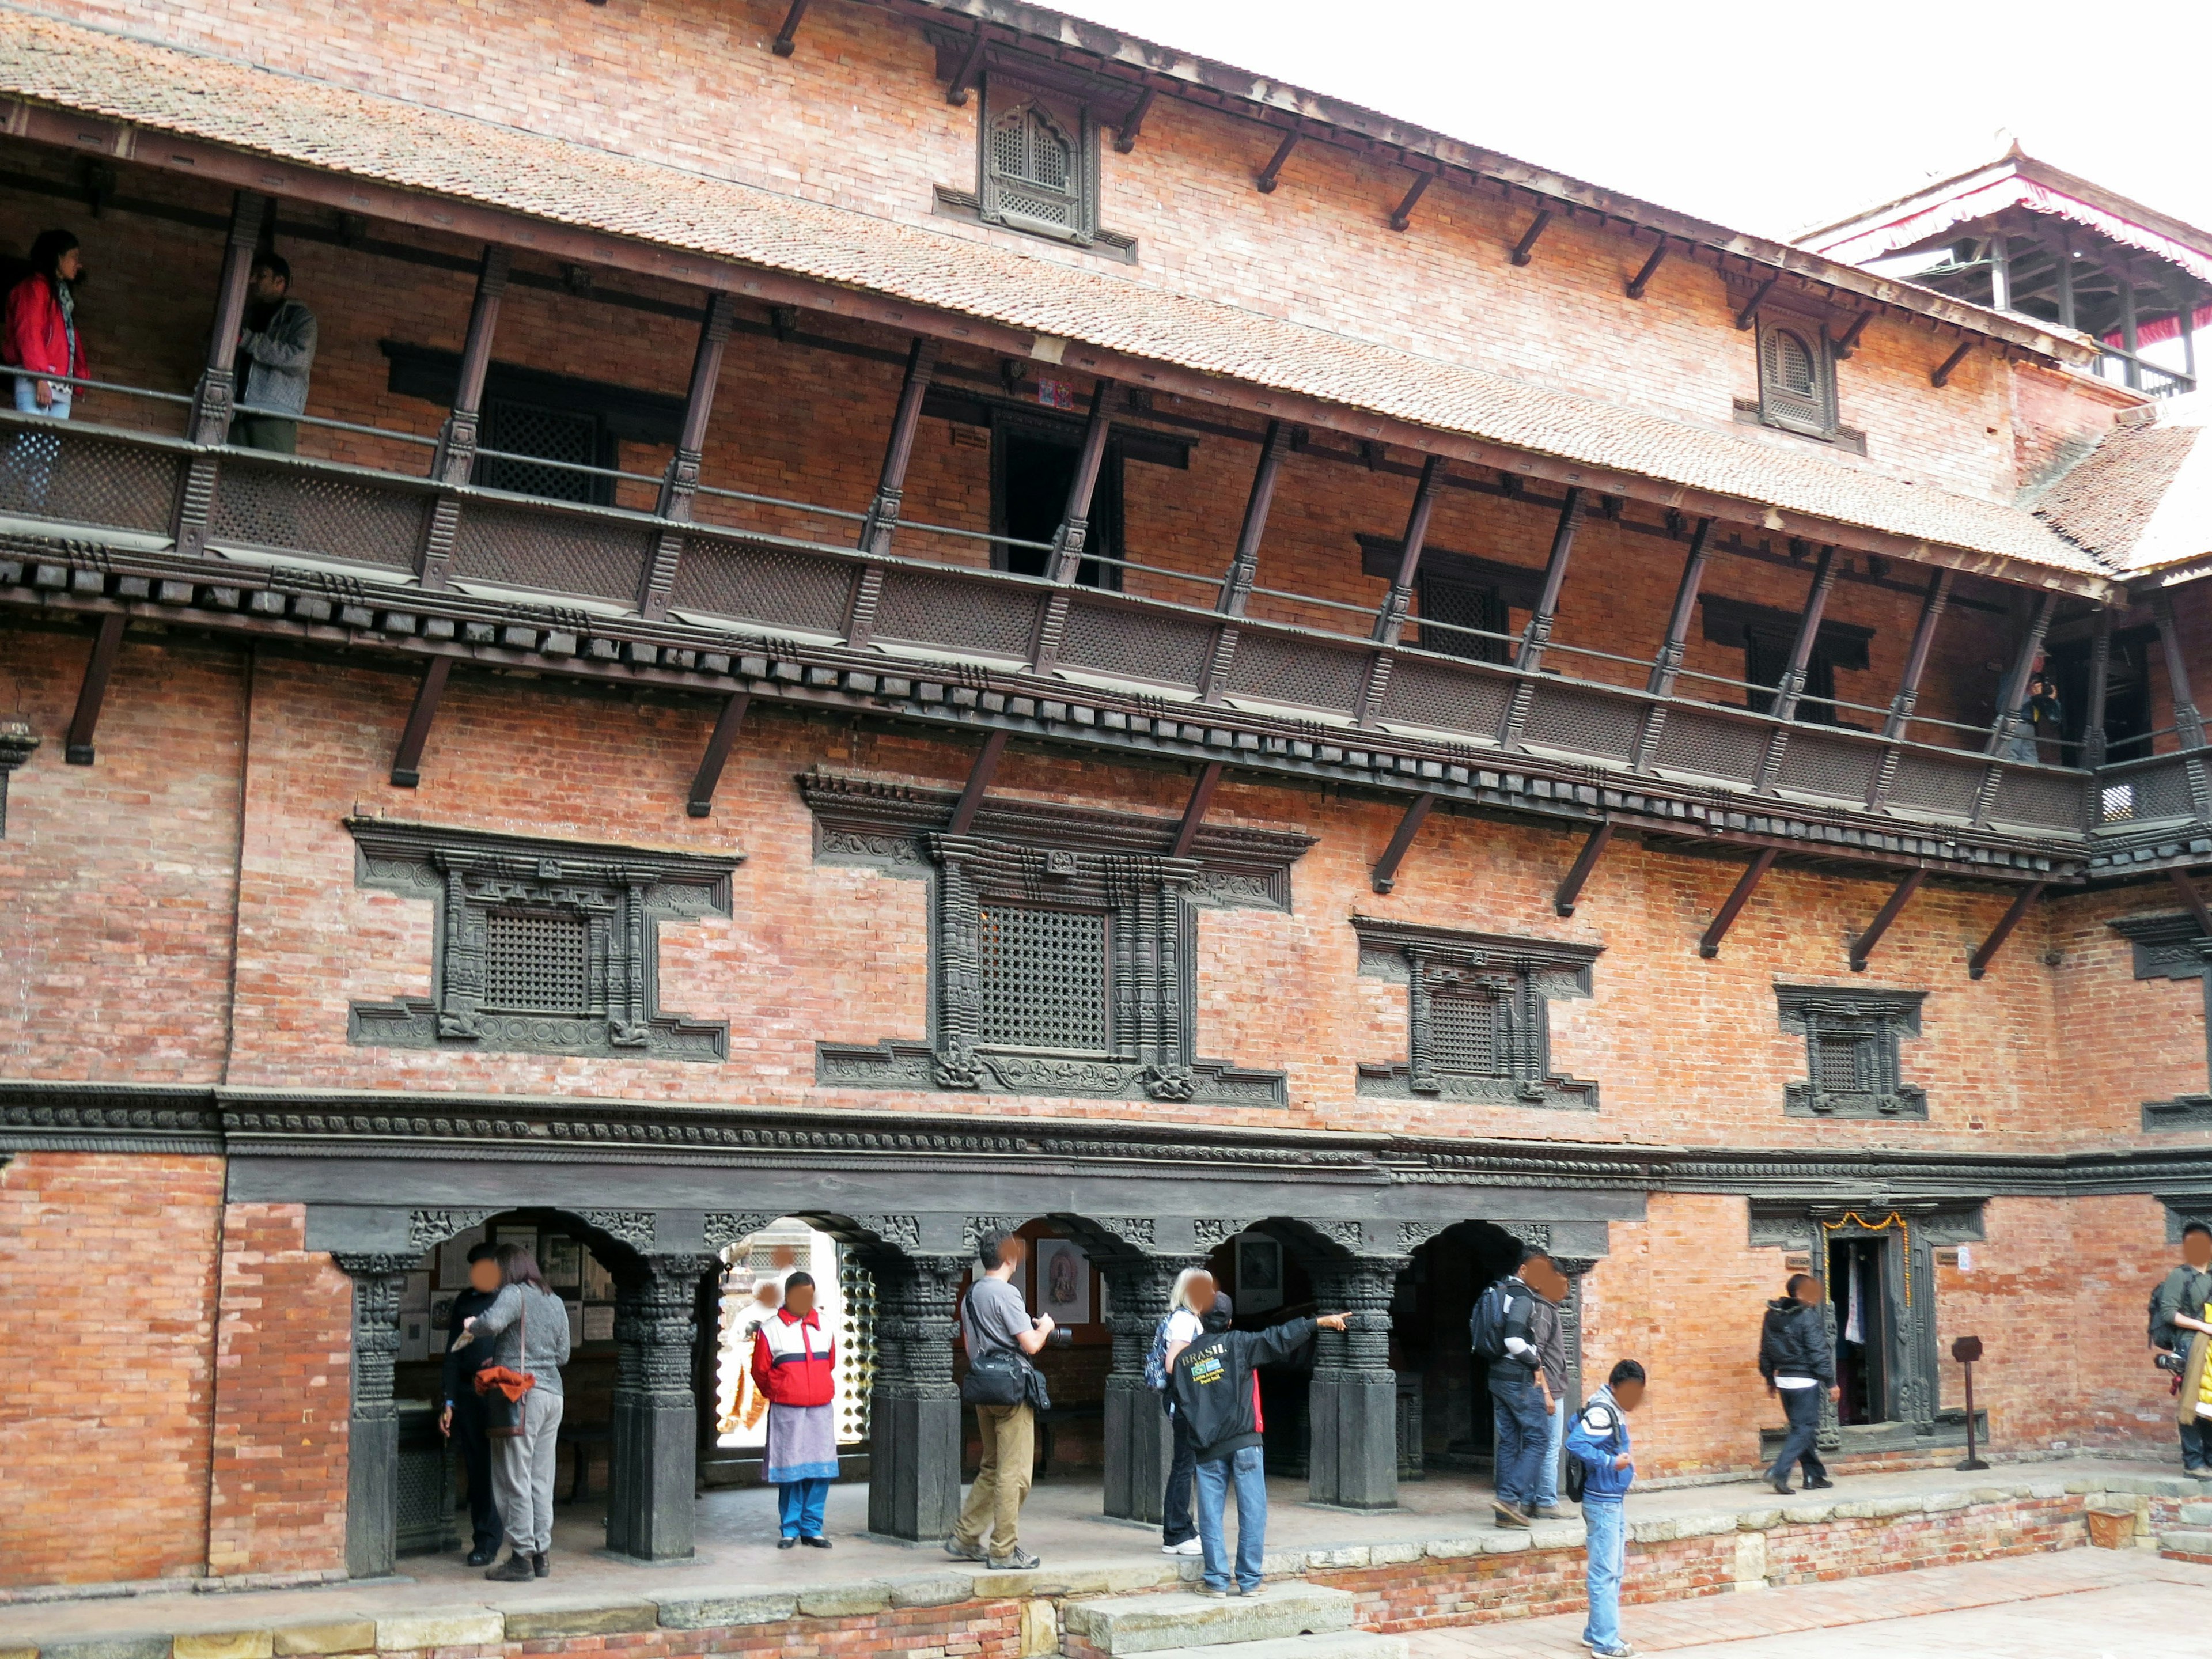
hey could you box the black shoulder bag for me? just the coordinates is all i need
[959,1288,1048,1410]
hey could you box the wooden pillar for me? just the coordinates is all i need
[1047,378,1116,582]
[1751,546,1838,791]
[1100,1253,1207,1522]
[334,1252,412,1579]
[1984,593,2058,757]
[1866,569,1954,809]
[187,191,270,446]
[1987,233,2010,313]
[638,290,738,618]
[2154,593,2207,749]
[863,1252,967,1542]
[2081,608,2115,770]
[605,1253,717,1562]
[1307,1255,1403,1511]
[431,247,513,485]
[858,338,940,556]
[2180,286,2200,389]
[1215,420,1291,616]
[1496,487,1585,747]
[1629,516,1713,771]
[2120,262,2141,389]
[2054,232,2077,332]
[1372,454,1449,645]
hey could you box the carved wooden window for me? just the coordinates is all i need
[1353,916,1601,1110]
[978,902,1109,1051]
[1758,320,1837,439]
[346,819,739,1062]
[1416,572,1510,664]
[1776,984,1926,1119]
[980,78,1098,245]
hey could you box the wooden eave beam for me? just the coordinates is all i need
[1169,760,1224,859]
[1113,86,1156,154]
[947,729,1010,835]
[1509,209,1554,267]
[1257,128,1301,194]
[1626,241,1669,300]
[1968,881,2043,980]
[1699,847,1778,959]
[1931,341,1975,388]
[684,690,751,817]
[771,0,810,57]
[1370,793,1437,895]
[62,612,126,766]
[0,112,2118,604]
[1553,821,1615,918]
[1848,868,1925,973]
[389,655,453,789]
[1388,169,1435,233]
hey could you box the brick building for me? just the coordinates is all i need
[2,0,2211,1593]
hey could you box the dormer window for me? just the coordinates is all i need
[980,78,1097,245]
[1758,320,1837,439]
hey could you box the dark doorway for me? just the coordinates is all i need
[2049,627,2154,764]
[1827,1236,1892,1425]
[1745,629,1840,726]
[1389,1221,1525,1472]
[1415,572,1510,664]
[991,418,1120,588]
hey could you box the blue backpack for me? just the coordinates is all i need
[1143,1314,1175,1391]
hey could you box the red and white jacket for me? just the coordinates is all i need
[749,1306,836,1407]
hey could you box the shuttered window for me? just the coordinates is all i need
[980,79,1094,244]
[1430,988,1505,1075]
[482,909,589,1016]
[1758,323,1836,438]
[978,902,1110,1052]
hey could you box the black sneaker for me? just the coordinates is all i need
[1804,1476,1835,1490]
[800,1535,832,1550]
[988,1547,1041,1570]
[532,1551,548,1578]
[1770,1478,1793,1496]
[465,1547,497,1567]
[484,1552,535,1582]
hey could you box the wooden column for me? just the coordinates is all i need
[1751,546,1838,791]
[1372,454,1448,646]
[638,290,738,619]
[1495,487,1585,747]
[1865,568,1954,809]
[1987,233,2010,313]
[2080,608,2115,770]
[2154,592,2207,750]
[857,338,940,557]
[1983,593,2058,758]
[2120,262,2141,389]
[431,247,513,485]
[2054,232,2077,332]
[1046,378,1116,582]
[1199,420,1291,703]
[62,613,127,766]
[187,191,270,446]
[1628,516,1713,771]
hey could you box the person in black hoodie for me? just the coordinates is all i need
[1759,1274,1839,1495]
[438,1243,506,1565]
[1167,1276,1346,1596]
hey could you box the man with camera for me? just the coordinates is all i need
[947,1230,1063,1570]
[2152,1221,2212,1474]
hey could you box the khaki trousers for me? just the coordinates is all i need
[952,1402,1033,1557]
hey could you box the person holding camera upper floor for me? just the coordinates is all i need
[1165,1274,1347,1598]
[1759,1273,1839,1496]
[2152,1221,2212,1474]
[946,1230,1056,1570]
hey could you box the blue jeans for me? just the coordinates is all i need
[1532,1394,1567,1507]
[777,1476,829,1539]
[1582,1497,1624,1651]
[1194,1444,1267,1592]
[1489,1368,1550,1510]
[1768,1384,1828,1486]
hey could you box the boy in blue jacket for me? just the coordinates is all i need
[1565,1358,1646,1659]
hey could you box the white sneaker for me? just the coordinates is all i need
[1161,1537,1203,1555]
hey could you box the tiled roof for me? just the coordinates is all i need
[2035,396,2212,576]
[0,9,2112,585]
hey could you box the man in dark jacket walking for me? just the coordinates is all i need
[2152,1221,2212,1472]
[1167,1278,1346,1596]
[1759,1274,1839,1495]
[438,1243,506,1565]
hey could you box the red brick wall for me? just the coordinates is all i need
[0,1152,224,1586]
[206,1202,353,1577]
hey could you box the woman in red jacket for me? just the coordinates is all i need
[6,229,86,418]
[749,1271,838,1548]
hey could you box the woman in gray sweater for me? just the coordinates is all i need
[457,1243,571,1580]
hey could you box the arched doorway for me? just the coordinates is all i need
[1391,1221,1525,1475]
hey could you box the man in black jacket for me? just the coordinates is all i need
[2152,1222,2212,1472]
[439,1243,506,1565]
[1167,1279,1346,1596]
[1759,1274,1839,1495]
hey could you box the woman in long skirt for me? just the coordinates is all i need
[751,1270,839,1548]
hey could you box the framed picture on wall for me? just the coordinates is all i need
[1034,1238,1091,1326]
[583,1255,616,1304]
[1236,1234,1283,1315]
[438,1224,486,1290]
[541,1236,582,1290]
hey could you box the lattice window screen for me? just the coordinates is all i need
[482,909,589,1015]
[476,398,600,503]
[1758,323,1833,436]
[1431,989,1503,1074]
[1816,1031,1868,1093]
[978,903,1108,1050]
[983,82,1088,238]
[1416,574,1509,664]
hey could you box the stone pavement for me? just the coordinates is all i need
[1403,1549,2212,1657]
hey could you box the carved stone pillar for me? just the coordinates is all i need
[607,1252,717,1561]
[1100,1253,1207,1524]
[864,1251,967,1541]
[1308,1256,1406,1510]
[334,1252,412,1578]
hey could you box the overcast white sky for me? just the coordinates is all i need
[1055,0,2212,243]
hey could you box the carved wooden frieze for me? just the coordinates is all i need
[345,818,740,1063]
[798,770,1313,911]
[2108,914,2212,1130]
[1774,984,1927,1120]
[1351,916,1601,1111]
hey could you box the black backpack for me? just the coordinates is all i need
[1563,1438,1586,1503]
[1469,1279,1514,1361]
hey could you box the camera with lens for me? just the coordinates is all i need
[2156,1350,2187,1375]
[1044,1326,1074,1349]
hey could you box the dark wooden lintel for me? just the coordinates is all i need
[1257,130,1300,194]
[1113,86,1156,154]
[1968,881,2043,980]
[1509,209,1554,267]
[2171,869,2212,938]
[1931,341,1975,388]
[1169,760,1224,859]
[389,656,453,789]
[1699,847,1778,959]
[1626,241,1668,300]
[1554,821,1615,917]
[948,729,1010,835]
[685,691,752,818]
[1389,171,1435,233]
[63,613,127,766]
[771,0,810,56]
[1370,793,1437,895]
[1849,868,1926,972]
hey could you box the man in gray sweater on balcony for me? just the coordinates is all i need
[230,253,317,453]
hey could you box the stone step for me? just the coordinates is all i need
[1134,1635,1408,1659]
[2160,1527,2212,1558]
[1063,1582,1358,1656]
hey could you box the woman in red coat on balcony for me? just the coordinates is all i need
[749,1270,839,1549]
[6,229,86,419]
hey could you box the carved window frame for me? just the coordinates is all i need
[1352,915,1601,1110]
[1775,983,1926,1119]
[346,818,739,1062]
[1756,316,1838,440]
[978,74,1100,247]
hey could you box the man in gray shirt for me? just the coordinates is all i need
[947,1231,1055,1569]
[230,253,317,453]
